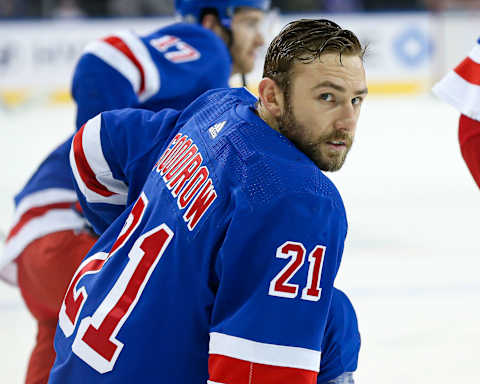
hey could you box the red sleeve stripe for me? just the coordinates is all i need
[7,202,73,240]
[12,188,77,224]
[84,32,160,101]
[454,56,480,86]
[432,71,480,122]
[104,36,146,94]
[209,332,321,372]
[3,209,86,266]
[73,121,116,198]
[432,43,480,121]
[2,189,84,268]
[208,355,317,384]
[83,39,142,94]
[115,31,160,101]
[70,115,127,205]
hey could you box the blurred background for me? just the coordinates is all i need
[1,0,480,18]
[1,1,480,383]
[1,0,480,107]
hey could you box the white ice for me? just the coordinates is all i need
[0,95,479,383]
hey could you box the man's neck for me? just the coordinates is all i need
[256,103,280,133]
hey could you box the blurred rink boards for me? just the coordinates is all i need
[1,11,480,106]
[1,10,480,384]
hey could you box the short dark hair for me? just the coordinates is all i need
[263,19,365,93]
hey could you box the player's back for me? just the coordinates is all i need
[51,88,348,382]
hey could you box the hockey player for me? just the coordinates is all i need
[0,1,268,383]
[73,0,268,130]
[50,18,367,383]
[432,38,480,189]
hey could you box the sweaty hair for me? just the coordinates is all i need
[263,19,365,94]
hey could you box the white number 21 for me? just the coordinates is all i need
[268,241,326,302]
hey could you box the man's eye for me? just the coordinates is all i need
[352,97,363,105]
[241,18,260,29]
[319,93,334,102]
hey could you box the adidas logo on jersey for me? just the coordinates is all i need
[208,121,226,139]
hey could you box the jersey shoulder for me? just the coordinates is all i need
[143,23,232,100]
[147,22,230,62]
[75,23,231,110]
[196,93,346,214]
[144,22,231,82]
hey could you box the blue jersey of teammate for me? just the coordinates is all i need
[72,22,231,130]
[51,87,349,383]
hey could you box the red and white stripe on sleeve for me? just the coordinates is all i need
[432,39,480,189]
[208,332,320,384]
[1,188,86,285]
[83,31,160,102]
[432,40,480,121]
[70,114,128,206]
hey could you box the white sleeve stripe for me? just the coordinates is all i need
[2,209,86,267]
[432,71,480,121]
[84,40,141,94]
[70,116,127,205]
[81,116,128,195]
[115,31,160,102]
[209,332,321,372]
[13,188,78,225]
[70,136,89,202]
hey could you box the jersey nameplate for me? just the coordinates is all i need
[153,133,217,231]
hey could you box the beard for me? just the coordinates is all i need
[277,98,353,172]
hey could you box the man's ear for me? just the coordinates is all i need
[201,14,224,36]
[201,13,216,29]
[258,77,284,118]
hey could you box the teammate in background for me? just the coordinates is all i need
[50,18,367,383]
[0,2,268,383]
[432,38,480,189]
[73,0,267,130]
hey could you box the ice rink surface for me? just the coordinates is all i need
[1,94,479,383]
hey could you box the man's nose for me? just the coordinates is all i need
[334,103,356,132]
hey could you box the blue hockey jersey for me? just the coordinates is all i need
[72,22,231,130]
[0,22,232,285]
[51,87,349,383]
